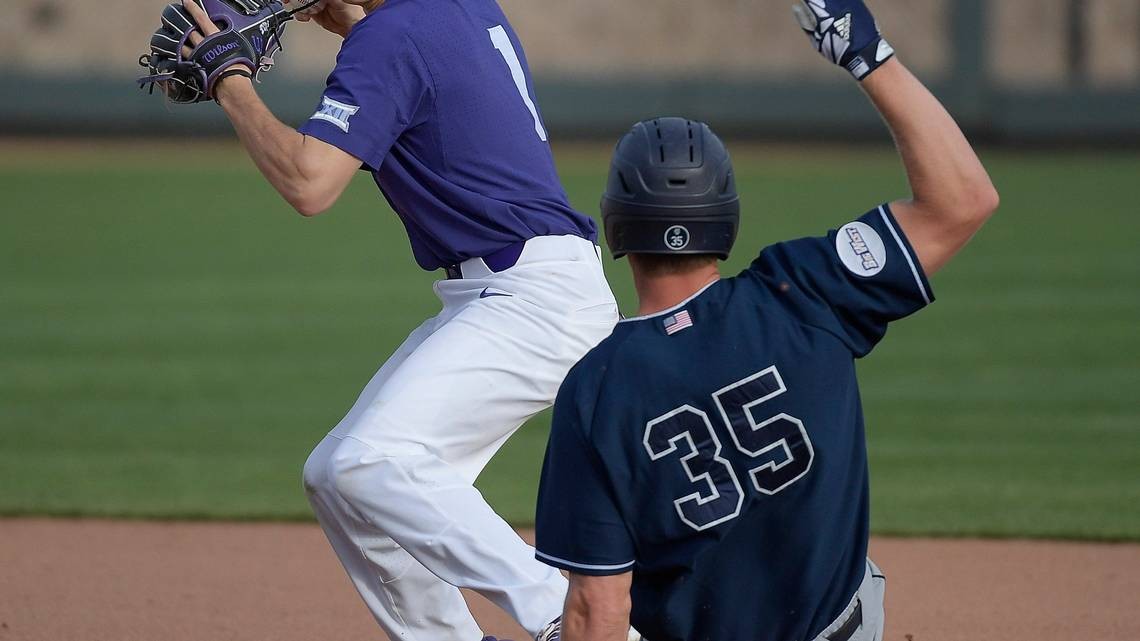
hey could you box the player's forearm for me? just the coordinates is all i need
[215,78,339,216]
[562,576,632,641]
[861,59,999,224]
[562,606,631,641]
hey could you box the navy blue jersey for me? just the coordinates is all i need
[535,206,933,641]
[298,0,596,270]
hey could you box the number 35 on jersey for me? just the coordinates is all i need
[643,366,815,531]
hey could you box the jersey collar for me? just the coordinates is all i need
[618,279,722,324]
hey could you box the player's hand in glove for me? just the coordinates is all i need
[792,0,895,80]
[138,0,297,103]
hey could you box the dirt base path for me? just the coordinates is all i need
[1,519,1137,641]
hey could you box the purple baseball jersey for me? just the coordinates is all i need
[299,0,597,271]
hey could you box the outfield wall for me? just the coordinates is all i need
[0,0,1137,141]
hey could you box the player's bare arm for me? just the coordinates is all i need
[213,79,361,216]
[181,0,361,216]
[863,61,999,275]
[561,572,632,641]
[794,0,999,276]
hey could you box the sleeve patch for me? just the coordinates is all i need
[310,96,361,134]
[835,220,886,277]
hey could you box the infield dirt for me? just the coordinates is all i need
[1,520,1137,641]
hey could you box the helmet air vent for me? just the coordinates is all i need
[618,171,632,195]
[688,121,695,162]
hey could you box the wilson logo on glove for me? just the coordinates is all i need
[137,0,320,104]
[202,41,241,63]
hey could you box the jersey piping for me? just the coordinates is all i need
[877,205,931,304]
[534,550,636,572]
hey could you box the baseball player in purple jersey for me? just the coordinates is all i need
[177,0,618,638]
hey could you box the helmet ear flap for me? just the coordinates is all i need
[601,118,741,259]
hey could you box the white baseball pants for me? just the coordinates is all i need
[810,559,887,641]
[303,235,618,641]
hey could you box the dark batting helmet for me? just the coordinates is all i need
[601,117,740,259]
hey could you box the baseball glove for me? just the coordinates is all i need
[138,0,306,104]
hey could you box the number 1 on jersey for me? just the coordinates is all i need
[488,25,549,142]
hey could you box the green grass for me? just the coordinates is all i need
[1,142,1137,540]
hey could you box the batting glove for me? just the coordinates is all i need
[793,0,895,80]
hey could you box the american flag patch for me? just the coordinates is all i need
[663,310,694,335]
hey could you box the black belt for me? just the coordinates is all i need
[640,598,863,641]
[825,599,863,641]
[444,240,527,280]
